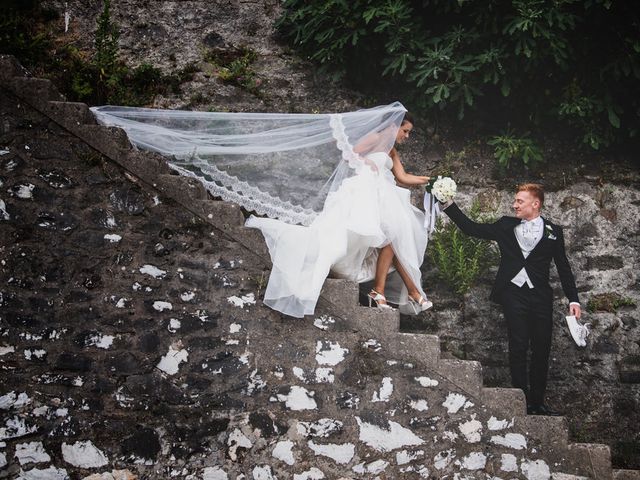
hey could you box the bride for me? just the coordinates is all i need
[90,102,433,318]
[246,112,432,317]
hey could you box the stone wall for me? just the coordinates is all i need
[42,0,361,113]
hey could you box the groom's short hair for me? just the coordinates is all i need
[517,183,544,207]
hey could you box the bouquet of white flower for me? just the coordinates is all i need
[427,176,457,203]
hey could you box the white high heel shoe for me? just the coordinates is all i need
[367,290,394,310]
[408,294,433,314]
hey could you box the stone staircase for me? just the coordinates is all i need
[1,54,638,479]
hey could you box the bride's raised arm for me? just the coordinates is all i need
[390,148,429,186]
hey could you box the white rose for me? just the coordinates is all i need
[431,177,457,203]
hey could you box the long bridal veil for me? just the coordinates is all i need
[90,103,408,226]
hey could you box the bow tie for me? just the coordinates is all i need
[520,218,541,234]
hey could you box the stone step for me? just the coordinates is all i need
[46,100,96,127]
[0,54,28,81]
[339,305,399,337]
[320,278,359,308]
[123,150,172,184]
[231,226,270,258]
[196,200,245,231]
[389,332,440,368]
[76,124,133,160]
[614,470,640,480]
[567,442,614,479]
[8,76,64,102]
[515,415,570,449]
[155,173,208,205]
[481,386,527,417]
[437,358,483,398]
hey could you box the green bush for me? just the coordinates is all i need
[278,0,640,151]
[428,201,498,296]
[205,46,262,94]
[587,292,637,313]
[487,131,543,170]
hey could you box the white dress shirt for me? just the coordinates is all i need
[512,216,544,288]
[511,216,580,307]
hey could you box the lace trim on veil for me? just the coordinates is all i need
[170,114,362,227]
[329,113,363,170]
[168,161,318,226]
[170,115,361,224]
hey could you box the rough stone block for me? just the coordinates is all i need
[586,254,624,270]
[8,76,64,103]
[615,469,640,480]
[46,100,96,127]
[196,200,245,230]
[516,415,569,449]
[121,151,171,185]
[339,306,399,337]
[618,355,640,383]
[320,278,359,309]
[389,332,440,368]
[231,226,269,261]
[55,352,93,372]
[437,358,483,397]
[567,443,613,479]
[77,125,133,161]
[481,387,527,417]
[0,54,29,81]
[155,174,208,206]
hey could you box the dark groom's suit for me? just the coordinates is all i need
[444,202,579,406]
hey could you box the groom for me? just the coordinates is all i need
[442,183,581,415]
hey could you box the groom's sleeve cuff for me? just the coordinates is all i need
[569,302,580,307]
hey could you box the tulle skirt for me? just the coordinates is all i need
[246,171,428,318]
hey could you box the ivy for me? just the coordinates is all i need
[278,0,640,152]
[487,131,544,170]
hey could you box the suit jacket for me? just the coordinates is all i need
[444,202,579,305]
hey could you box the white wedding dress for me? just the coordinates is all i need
[246,151,428,318]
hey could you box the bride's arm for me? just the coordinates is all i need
[390,149,429,186]
[353,131,380,154]
[353,133,380,171]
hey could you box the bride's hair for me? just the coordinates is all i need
[402,112,414,126]
[517,183,544,207]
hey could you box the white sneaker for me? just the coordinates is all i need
[566,315,590,347]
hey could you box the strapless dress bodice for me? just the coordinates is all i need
[366,152,393,171]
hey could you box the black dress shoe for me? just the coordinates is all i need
[527,404,562,416]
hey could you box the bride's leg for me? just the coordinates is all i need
[373,245,394,295]
[392,256,421,299]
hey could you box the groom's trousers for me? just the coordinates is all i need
[501,283,554,406]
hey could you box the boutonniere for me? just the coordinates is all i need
[545,224,557,240]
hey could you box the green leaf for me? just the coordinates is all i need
[607,106,620,128]
[463,85,473,106]
[501,80,510,97]
[433,84,443,103]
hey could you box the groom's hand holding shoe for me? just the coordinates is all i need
[569,303,581,320]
